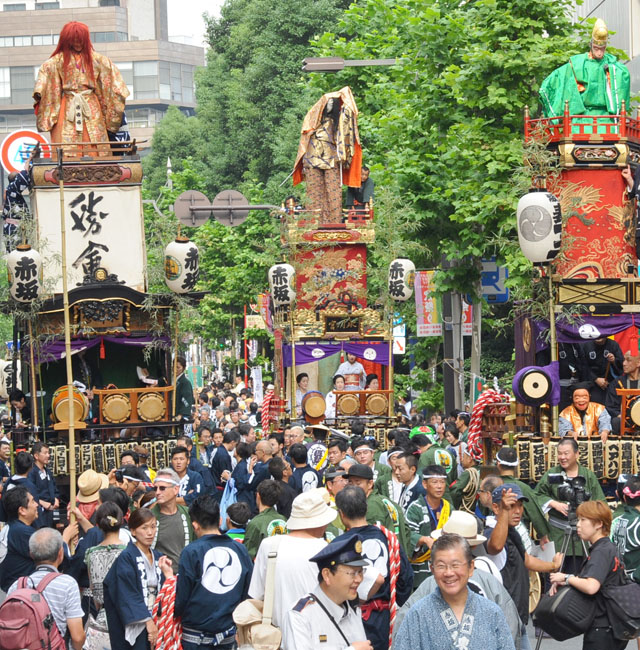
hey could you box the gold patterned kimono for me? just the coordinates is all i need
[33,51,129,156]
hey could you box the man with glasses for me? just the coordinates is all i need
[282,533,372,650]
[149,468,194,571]
[394,533,516,650]
[333,486,412,650]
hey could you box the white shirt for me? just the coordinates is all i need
[248,534,328,629]
[325,390,338,419]
[335,361,365,390]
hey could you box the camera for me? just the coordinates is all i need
[548,473,591,510]
[114,469,124,483]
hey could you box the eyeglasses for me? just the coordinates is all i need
[337,567,364,579]
[432,562,468,572]
[155,485,175,491]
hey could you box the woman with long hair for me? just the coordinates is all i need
[103,508,173,650]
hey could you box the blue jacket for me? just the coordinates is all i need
[232,459,255,511]
[180,468,205,506]
[0,520,35,591]
[175,533,253,635]
[288,465,320,495]
[189,456,215,495]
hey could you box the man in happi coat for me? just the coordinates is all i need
[559,383,611,442]
[293,87,362,223]
[394,533,515,650]
[33,21,129,156]
[539,19,629,132]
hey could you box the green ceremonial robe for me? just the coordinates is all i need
[499,473,551,539]
[373,462,392,484]
[244,507,287,559]
[175,373,195,418]
[539,52,630,131]
[405,496,453,588]
[534,464,606,557]
[366,492,412,557]
[449,469,477,510]
[418,445,457,483]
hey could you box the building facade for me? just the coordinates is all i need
[0,0,204,154]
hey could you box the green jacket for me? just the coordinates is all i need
[244,507,287,559]
[534,464,606,556]
[366,492,411,558]
[418,445,457,483]
[611,504,640,583]
[499,473,551,538]
[175,373,194,418]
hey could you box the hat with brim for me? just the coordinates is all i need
[430,511,487,546]
[345,463,374,481]
[77,469,109,503]
[286,489,338,531]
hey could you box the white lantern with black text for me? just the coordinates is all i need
[516,190,562,265]
[268,263,296,307]
[388,258,415,301]
[7,244,42,303]
[164,236,199,294]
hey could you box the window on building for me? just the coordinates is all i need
[116,32,128,41]
[0,68,10,98]
[3,3,26,10]
[133,60,158,100]
[35,2,60,8]
[14,36,32,47]
[33,34,54,46]
[182,65,194,103]
[99,0,120,5]
[92,32,117,43]
[0,37,13,48]
[10,66,36,104]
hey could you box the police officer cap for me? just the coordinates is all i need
[310,533,369,569]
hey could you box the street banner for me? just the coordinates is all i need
[258,293,273,333]
[415,271,442,337]
[462,300,472,337]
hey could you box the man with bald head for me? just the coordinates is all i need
[248,440,274,502]
[606,351,640,435]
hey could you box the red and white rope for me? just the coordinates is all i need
[152,575,182,650]
[467,388,506,463]
[261,389,273,433]
[377,524,400,647]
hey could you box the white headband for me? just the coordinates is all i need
[154,477,180,486]
[423,474,447,480]
[496,453,519,467]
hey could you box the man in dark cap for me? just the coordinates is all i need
[282,534,373,650]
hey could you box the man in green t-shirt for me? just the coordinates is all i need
[244,479,287,559]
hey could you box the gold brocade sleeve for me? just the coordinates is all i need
[93,52,130,133]
[33,55,63,134]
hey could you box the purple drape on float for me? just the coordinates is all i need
[282,341,390,367]
[34,335,170,364]
[533,315,638,352]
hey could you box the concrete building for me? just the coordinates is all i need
[0,0,204,152]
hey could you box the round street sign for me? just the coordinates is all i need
[173,190,212,227]
[1,130,51,174]
[212,189,249,226]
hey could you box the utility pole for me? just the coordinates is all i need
[442,256,464,413]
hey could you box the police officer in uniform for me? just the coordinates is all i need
[282,534,373,650]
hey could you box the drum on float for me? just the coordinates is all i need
[365,393,388,416]
[102,393,132,424]
[52,385,89,424]
[337,393,360,416]
[301,391,326,423]
[137,392,166,422]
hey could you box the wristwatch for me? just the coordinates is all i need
[564,574,574,585]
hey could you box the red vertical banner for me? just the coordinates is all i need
[415,271,442,336]
[462,300,472,337]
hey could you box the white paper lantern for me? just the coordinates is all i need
[7,244,42,303]
[268,263,296,307]
[388,258,415,301]
[164,236,199,293]
[516,190,562,265]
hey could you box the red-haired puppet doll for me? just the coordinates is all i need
[33,21,129,156]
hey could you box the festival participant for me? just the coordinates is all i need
[29,442,59,529]
[84,503,128,650]
[393,533,515,650]
[485,484,562,650]
[174,356,195,431]
[611,473,640,583]
[550,500,628,650]
[376,447,405,503]
[413,430,456,483]
[177,434,214,495]
[495,447,551,543]
[33,21,129,155]
[248,490,335,629]
[559,383,611,441]
[103,508,173,650]
[606,351,640,435]
[295,373,309,417]
[334,486,412,650]
[324,375,345,419]
[405,465,453,588]
[175,496,253,650]
[352,438,391,483]
[268,457,297,519]
[210,430,238,501]
[288,443,320,494]
[392,453,426,513]
[244,479,286,560]
[345,464,412,557]
[225,502,251,542]
[584,337,624,406]
[346,165,374,211]
[170,446,204,507]
[9,388,31,427]
[364,374,379,391]
[335,353,366,391]
[306,424,330,475]
[539,19,630,124]
[282,534,372,650]
[455,412,470,443]
[449,447,481,511]
[327,436,349,468]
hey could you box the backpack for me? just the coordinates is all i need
[0,571,66,650]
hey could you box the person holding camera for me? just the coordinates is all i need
[550,500,627,650]
[534,438,606,574]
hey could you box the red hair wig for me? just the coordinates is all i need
[51,22,95,83]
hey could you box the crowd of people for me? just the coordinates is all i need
[0,379,637,650]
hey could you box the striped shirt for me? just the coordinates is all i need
[8,564,84,636]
